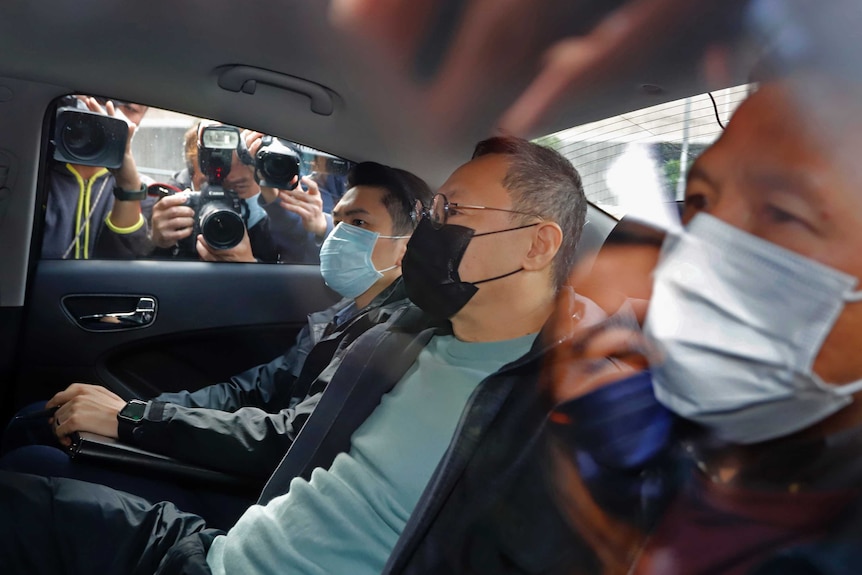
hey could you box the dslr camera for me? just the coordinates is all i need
[157,124,249,252]
[53,96,128,169]
[248,135,301,190]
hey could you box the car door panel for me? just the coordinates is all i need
[12,260,339,408]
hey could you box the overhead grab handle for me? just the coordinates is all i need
[217,65,334,116]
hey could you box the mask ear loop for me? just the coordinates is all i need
[470,222,542,284]
[844,289,862,303]
[834,378,862,397]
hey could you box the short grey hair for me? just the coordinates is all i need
[472,136,587,289]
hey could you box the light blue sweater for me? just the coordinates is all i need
[207,332,536,575]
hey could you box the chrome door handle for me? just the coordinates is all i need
[78,297,157,328]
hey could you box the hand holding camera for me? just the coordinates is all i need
[243,130,328,238]
[279,175,328,238]
[151,191,196,249]
[153,125,251,254]
[80,97,142,192]
[195,228,256,263]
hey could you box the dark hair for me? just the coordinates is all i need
[183,122,201,175]
[347,161,433,235]
[472,136,587,290]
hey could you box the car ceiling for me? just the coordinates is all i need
[0,0,750,305]
[0,1,749,187]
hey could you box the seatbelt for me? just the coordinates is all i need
[258,308,434,504]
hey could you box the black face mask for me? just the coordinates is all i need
[401,218,534,320]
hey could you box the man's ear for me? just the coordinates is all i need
[393,235,410,266]
[523,221,563,272]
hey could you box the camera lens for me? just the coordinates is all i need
[261,154,298,182]
[199,206,245,250]
[61,116,107,162]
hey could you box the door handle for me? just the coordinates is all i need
[78,297,157,329]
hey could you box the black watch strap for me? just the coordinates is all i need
[113,182,148,201]
[117,399,148,443]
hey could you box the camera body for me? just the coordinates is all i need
[53,98,128,169]
[187,124,250,250]
[253,136,301,190]
[183,184,248,251]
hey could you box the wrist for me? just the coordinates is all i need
[116,399,149,443]
[309,215,328,238]
[260,187,278,204]
[113,182,147,201]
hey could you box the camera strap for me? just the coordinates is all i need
[62,176,111,260]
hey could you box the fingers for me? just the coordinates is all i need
[242,130,265,156]
[499,0,708,135]
[196,232,256,262]
[278,178,327,235]
[53,396,122,441]
[45,382,93,409]
[329,0,437,69]
[82,96,105,115]
[196,235,217,261]
[50,387,126,442]
[152,195,195,247]
[300,176,320,196]
[279,177,322,207]
[497,38,595,135]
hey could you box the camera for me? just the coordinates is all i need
[53,97,128,169]
[253,136,301,190]
[163,124,249,251]
[183,185,248,250]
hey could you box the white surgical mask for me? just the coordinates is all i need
[644,213,862,444]
[319,222,407,299]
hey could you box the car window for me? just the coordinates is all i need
[40,95,353,264]
[535,83,752,226]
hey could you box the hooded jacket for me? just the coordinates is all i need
[42,162,152,259]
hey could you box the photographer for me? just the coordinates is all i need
[242,130,336,264]
[42,96,153,260]
[149,121,280,263]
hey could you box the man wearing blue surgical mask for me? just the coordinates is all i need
[0,161,432,529]
[319,163,424,307]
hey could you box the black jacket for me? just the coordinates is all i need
[254,288,606,574]
[126,279,410,481]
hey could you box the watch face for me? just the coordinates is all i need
[120,400,147,422]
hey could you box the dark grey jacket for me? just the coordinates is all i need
[42,161,153,259]
[125,279,410,481]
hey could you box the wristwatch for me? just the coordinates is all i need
[117,399,148,442]
[112,182,148,201]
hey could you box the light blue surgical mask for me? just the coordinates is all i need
[319,222,408,299]
[644,213,862,444]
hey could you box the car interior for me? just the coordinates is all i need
[0,0,817,527]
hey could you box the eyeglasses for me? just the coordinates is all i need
[428,193,543,229]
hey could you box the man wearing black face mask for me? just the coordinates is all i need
[0,136,609,575]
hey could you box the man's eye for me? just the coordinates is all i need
[764,205,802,225]
[683,193,706,212]
[351,219,367,227]
[681,193,707,224]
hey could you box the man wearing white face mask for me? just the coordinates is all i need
[541,71,862,574]
[0,161,431,529]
